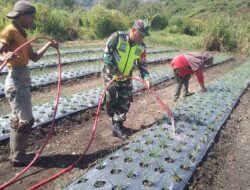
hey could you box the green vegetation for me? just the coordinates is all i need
[0,0,249,55]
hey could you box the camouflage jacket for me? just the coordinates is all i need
[103,31,150,81]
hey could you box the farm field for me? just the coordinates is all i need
[0,42,249,190]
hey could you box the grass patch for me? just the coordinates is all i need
[146,31,202,50]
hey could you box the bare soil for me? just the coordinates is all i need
[0,55,249,190]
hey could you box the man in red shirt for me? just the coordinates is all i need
[171,52,213,101]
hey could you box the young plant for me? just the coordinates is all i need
[134,144,144,153]
[208,124,216,131]
[139,156,150,168]
[165,152,175,163]
[145,136,154,145]
[172,172,182,182]
[121,147,133,163]
[94,180,106,188]
[142,175,155,188]
[154,158,165,174]
[180,160,191,171]
[158,137,168,149]
[127,169,137,179]
[173,143,183,153]
[149,147,160,158]
[110,160,122,175]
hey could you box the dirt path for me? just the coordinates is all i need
[188,87,250,190]
[0,56,248,190]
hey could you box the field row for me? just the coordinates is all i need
[44,46,178,56]
[0,47,178,74]
[0,55,233,142]
[0,54,232,97]
[65,60,250,190]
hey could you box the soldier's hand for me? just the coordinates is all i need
[49,40,59,49]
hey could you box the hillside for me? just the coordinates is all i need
[82,0,249,18]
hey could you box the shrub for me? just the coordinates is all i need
[150,14,168,31]
[88,5,127,38]
[34,4,80,41]
[202,16,238,52]
[167,16,200,36]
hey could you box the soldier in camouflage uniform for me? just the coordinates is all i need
[103,20,151,140]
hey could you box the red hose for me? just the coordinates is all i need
[28,76,174,190]
[0,37,61,190]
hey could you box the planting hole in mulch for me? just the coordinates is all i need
[96,164,105,170]
[181,164,191,171]
[110,155,119,160]
[112,186,124,190]
[139,162,149,168]
[127,172,137,179]
[155,167,165,173]
[188,153,196,163]
[77,178,88,184]
[159,144,167,149]
[134,148,144,153]
[145,140,154,145]
[111,169,122,175]
[122,147,129,151]
[165,157,174,163]
[124,157,133,163]
[172,173,182,182]
[143,179,153,187]
[94,180,106,188]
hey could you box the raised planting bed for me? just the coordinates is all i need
[0,54,233,97]
[0,68,173,141]
[0,49,180,75]
[44,46,178,56]
[65,60,250,190]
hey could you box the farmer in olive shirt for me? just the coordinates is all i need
[0,0,58,167]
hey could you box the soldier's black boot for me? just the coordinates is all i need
[112,122,128,140]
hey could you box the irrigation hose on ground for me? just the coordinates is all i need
[0,37,62,190]
[28,76,175,190]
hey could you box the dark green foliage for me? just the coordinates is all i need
[87,5,127,38]
[202,16,238,52]
[167,16,201,36]
[151,14,168,30]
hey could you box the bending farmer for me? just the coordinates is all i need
[171,52,213,102]
[0,1,58,167]
[103,20,151,140]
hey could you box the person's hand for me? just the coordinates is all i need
[49,40,59,49]
[201,86,207,92]
[144,79,151,89]
[113,70,127,81]
[2,52,16,61]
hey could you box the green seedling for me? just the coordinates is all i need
[180,161,191,171]
[139,156,150,168]
[172,172,182,182]
[149,147,160,158]
[154,161,165,174]
[94,180,106,188]
[158,138,168,149]
[173,143,183,153]
[127,170,137,179]
[145,136,154,145]
[208,124,216,131]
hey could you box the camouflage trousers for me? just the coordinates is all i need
[104,79,132,123]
